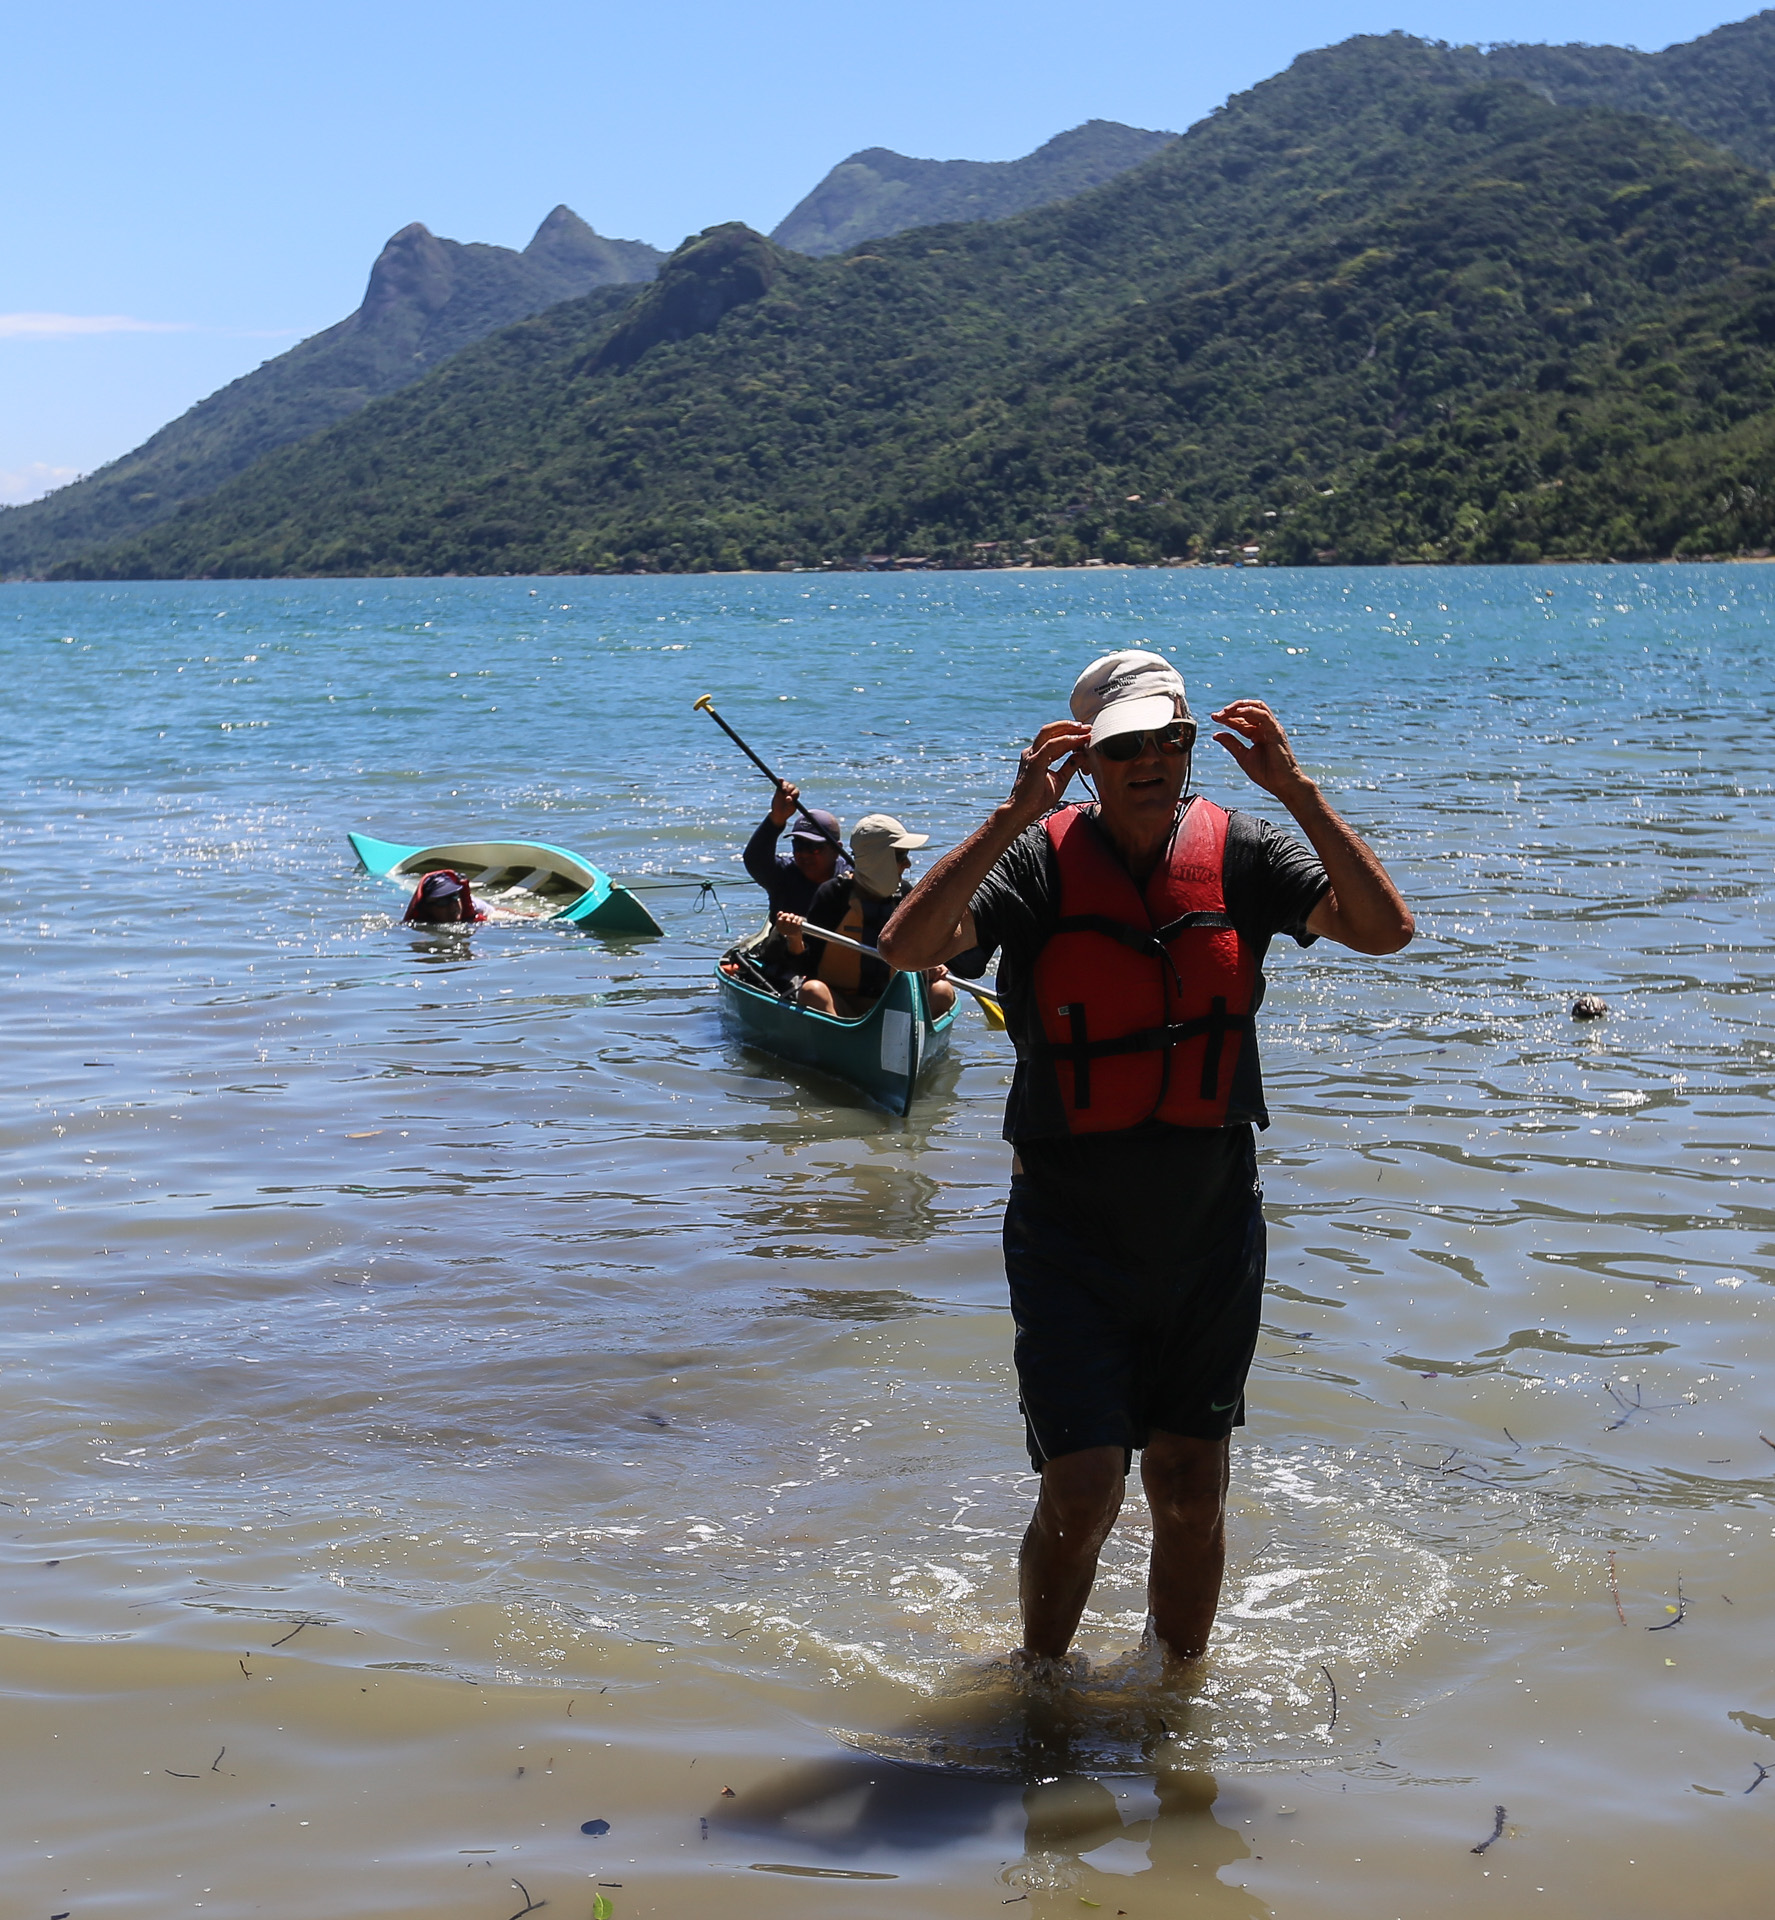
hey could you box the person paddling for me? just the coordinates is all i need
[879,649,1413,1667]
[743,779,849,918]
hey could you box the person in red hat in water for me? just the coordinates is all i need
[880,649,1413,1669]
[401,869,486,926]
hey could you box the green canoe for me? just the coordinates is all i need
[715,932,956,1116]
[349,831,663,935]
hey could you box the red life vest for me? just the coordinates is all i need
[1027,800,1257,1132]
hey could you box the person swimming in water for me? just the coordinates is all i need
[402,869,485,925]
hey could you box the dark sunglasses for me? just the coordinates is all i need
[1094,719,1196,762]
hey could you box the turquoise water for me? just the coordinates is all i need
[4,566,1774,1918]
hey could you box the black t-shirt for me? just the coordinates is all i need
[968,799,1329,1144]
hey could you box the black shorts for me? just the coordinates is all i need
[1002,1127,1266,1471]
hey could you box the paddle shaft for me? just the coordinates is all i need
[791,920,1002,1011]
[693,697,845,853]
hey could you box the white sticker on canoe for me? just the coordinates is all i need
[879,1009,912,1076]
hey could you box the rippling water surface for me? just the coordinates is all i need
[4,566,1773,1917]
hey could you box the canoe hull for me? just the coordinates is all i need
[348,832,663,935]
[715,948,955,1116]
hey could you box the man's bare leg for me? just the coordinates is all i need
[1017,1445,1126,1660]
[1140,1431,1230,1660]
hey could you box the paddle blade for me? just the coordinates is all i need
[968,988,1007,1030]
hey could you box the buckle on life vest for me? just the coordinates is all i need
[1037,1001,1254,1106]
[1057,1004,1091,1108]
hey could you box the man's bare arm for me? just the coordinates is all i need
[879,721,1090,971]
[1211,700,1414,956]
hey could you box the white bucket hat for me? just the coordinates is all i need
[1070,648,1193,747]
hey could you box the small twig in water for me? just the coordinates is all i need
[211,1746,226,1771]
[1502,1427,1522,1452]
[1320,1664,1339,1730]
[1606,1381,1687,1431]
[507,1877,547,1919]
[1760,1433,1775,1452]
[1608,1551,1626,1625]
[1607,1382,1645,1431]
[165,1770,199,1779]
[1747,1764,1770,1795]
[270,1616,315,1649]
[1648,1574,1687,1630]
[1471,1805,1506,1854]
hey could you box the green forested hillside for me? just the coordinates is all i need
[0,209,658,578]
[52,31,1775,578]
[1485,10,1775,173]
[770,120,1177,257]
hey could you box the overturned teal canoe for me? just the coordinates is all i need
[349,831,663,935]
[715,933,956,1116]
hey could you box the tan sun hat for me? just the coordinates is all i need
[1070,648,1193,746]
[850,813,929,896]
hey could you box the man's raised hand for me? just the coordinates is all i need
[1211,701,1311,799]
[769,779,801,828]
[1007,721,1091,825]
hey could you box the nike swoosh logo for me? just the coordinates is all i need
[1209,1397,1241,1412]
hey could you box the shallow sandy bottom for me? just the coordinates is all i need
[5,566,1773,1916]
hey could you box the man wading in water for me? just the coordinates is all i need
[880,651,1413,1664]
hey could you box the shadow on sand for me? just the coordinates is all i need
[705,1658,1275,1912]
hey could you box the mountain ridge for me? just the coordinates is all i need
[769,119,1178,256]
[32,12,1775,578]
[0,208,661,578]
[56,31,1775,577]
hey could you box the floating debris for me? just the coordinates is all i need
[581,1818,611,1836]
[1471,1805,1506,1854]
[1570,994,1608,1020]
[1648,1575,1687,1630]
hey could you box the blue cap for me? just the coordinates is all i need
[790,808,843,847]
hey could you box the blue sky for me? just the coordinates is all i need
[0,0,1757,503]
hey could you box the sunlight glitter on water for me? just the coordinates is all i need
[4,566,1774,1916]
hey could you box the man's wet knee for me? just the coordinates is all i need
[1143,1439,1228,1532]
[1038,1450,1125,1540]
